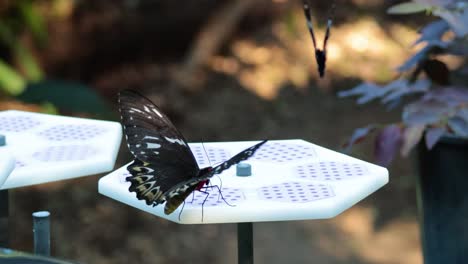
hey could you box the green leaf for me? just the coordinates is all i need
[387,2,428,14]
[18,80,115,119]
[17,0,48,45]
[13,43,43,82]
[0,59,27,95]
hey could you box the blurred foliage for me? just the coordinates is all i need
[0,0,45,95]
[340,0,468,166]
[0,0,113,118]
[18,80,113,118]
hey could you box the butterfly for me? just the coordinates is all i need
[302,0,334,78]
[118,90,267,215]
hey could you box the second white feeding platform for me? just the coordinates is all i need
[0,110,122,190]
[99,139,388,224]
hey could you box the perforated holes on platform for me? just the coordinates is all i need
[119,170,132,184]
[186,187,244,207]
[38,124,108,141]
[190,145,231,168]
[253,142,316,163]
[257,182,334,203]
[0,116,41,132]
[14,160,27,169]
[294,162,367,181]
[33,145,98,162]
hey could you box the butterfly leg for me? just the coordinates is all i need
[196,189,211,222]
[201,184,235,207]
[190,189,196,203]
[178,200,186,221]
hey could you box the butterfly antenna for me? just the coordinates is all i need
[201,142,213,167]
[323,0,335,53]
[302,0,318,50]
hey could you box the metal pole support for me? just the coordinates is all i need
[0,190,8,247]
[238,222,253,264]
[236,163,254,264]
[33,211,50,256]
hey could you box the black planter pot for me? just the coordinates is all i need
[417,136,468,264]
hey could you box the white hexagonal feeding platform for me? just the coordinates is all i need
[99,139,388,224]
[0,110,122,190]
[0,150,15,188]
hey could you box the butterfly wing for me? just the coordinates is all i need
[126,159,199,206]
[211,140,268,175]
[119,90,201,205]
[119,90,199,173]
[163,179,202,214]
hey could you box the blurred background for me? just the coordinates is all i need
[1,0,438,263]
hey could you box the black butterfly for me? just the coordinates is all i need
[118,90,267,215]
[302,0,334,78]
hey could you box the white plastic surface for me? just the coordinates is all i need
[0,149,15,188]
[0,110,122,189]
[99,139,388,224]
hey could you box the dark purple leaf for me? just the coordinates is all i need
[397,42,448,72]
[433,4,468,36]
[448,116,468,137]
[338,82,390,104]
[422,87,468,106]
[456,107,468,123]
[425,127,446,149]
[422,59,450,85]
[414,19,449,45]
[415,0,458,9]
[401,124,426,156]
[403,99,450,125]
[446,38,468,55]
[374,124,403,166]
[397,45,432,72]
[381,79,430,104]
[342,125,377,153]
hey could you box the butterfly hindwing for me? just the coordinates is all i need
[126,159,192,206]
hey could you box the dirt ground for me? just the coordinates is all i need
[5,1,423,263]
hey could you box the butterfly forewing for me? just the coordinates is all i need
[119,90,200,176]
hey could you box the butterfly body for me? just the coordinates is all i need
[119,90,267,215]
[315,49,326,78]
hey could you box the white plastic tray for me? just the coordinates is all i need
[0,110,122,189]
[99,139,388,224]
[0,150,15,188]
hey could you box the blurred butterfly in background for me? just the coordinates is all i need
[302,0,335,78]
[118,90,267,215]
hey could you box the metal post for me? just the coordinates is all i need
[0,135,7,247]
[33,211,50,256]
[236,163,254,264]
[0,190,8,247]
[238,222,253,264]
